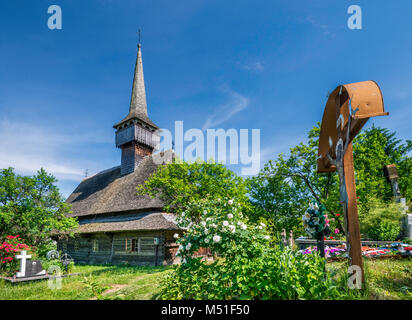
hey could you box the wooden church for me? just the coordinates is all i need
[58,42,181,266]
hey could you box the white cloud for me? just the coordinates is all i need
[202,89,249,131]
[240,61,265,73]
[0,119,110,181]
[302,16,335,37]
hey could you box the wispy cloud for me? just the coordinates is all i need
[238,61,265,73]
[302,16,335,37]
[0,119,110,181]
[202,89,249,130]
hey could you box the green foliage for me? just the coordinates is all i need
[0,235,32,276]
[81,274,110,300]
[248,124,342,236]
[353,126,412,203]
[160,247,339,300]
[174,197,270,264]
[137,161,252,218]
[248,124,411,238]
[359,197,403,241]
[159,197,339,300]
[0,168,78,255]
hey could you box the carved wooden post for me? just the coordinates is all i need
[289,230,294,248]
[281,229,287,247]
[343,143,363,278]
[317,81,389,287]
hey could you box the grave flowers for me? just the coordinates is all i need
[302,201,330,240]
[0,235,31,276]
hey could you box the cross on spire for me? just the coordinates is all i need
[138,29,142,48]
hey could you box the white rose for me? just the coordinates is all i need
[229,225,236,233]
[258,226,263,230]
[264,235,270,240]
[173,233,179,239]
[260,222,266,227]
[228,199,234,205]
[204,238,209,243]
[186,243,192,250]
[213,235,221,243]
[241,224,247,230]
[223,221,229,227]
[204,229,209,235]
[203,210,207,215]
[227,214,233,219]
[237,221,242,226]
[182,212,185,216]
[201,221,206,227]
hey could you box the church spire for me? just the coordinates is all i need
[128,39,148,120]
[114,36,159,175]
[114,35,157,129]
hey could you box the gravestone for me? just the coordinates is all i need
[16,250,46,278]
[400,198,412,239]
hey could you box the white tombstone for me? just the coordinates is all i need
[400,198,412,239]
[16,250,31,278]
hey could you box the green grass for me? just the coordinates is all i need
[0,264,173,300]
[1,258,410,300]
[327,258,412,300]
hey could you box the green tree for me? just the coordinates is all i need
[249,124,411,237]
[137,161,252,219]
[248,125,343,237]
[353,125,412,204]
[359,196,403,241]
[0,168,78,254]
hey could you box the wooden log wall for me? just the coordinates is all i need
[58,231,172,266]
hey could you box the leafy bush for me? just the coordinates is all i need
[359,197,403,241]
[367,221,401,241]
[159,198,339,300]
[160,247,339,300]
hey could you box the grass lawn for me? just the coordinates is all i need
[0,264,173,300]
[0,258,410,300]
[327,257,412,300]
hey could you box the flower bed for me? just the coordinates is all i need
[0,236,32,276]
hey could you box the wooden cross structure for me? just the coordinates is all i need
[317,80,388,284]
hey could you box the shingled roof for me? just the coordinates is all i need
[75,212,180,234]
[66,154,168,218]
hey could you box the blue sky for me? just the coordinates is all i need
[0,0,411,197]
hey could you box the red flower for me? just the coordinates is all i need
[336,213,340,217]
[330,236,334,239]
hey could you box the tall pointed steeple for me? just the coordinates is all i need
[128,43,148,121]
[114,38,159,175]
[114,40,158,129]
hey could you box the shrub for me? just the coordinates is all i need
[359,197,403,241]
[159,198,340,300]
[159,247,339,300]
[0,235,32,276]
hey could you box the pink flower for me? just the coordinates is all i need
[334,228,340,234]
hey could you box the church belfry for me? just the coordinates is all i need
[114,42,159,175]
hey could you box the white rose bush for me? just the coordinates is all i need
[174,197,271,264]
[159,197,340,300]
